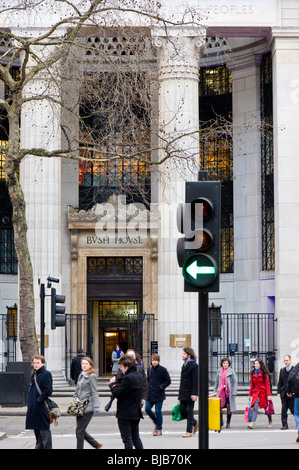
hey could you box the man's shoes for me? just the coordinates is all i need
[281,425,288,430]
[296,434,299,443]
[193,422,199,434]
[96,442,103,449]
[247,422,255,429]
[153,430,162,436]
[182,432,193,438]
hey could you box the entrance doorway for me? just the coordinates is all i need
[91,299,140,375]
[102,328,128,374]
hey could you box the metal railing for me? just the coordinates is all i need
[209,312,276,385]
[0,313,17,371]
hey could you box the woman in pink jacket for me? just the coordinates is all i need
[247,359,272,429]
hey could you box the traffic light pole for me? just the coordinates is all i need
[40,282,45,356]
[198,291,209,449]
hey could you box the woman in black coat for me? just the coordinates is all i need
[179,347,199,437]
[25,355,53,449]
[110,355,143,449]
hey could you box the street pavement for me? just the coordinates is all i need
[1,392,299,451]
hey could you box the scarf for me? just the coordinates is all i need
[115,349,122,359]
[218,367,230,408]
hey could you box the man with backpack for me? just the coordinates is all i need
[286,361,299,442]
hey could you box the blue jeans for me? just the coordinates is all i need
[294,397,299,432]
[145,401,163,430]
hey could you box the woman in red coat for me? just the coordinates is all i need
[247,359,272,429]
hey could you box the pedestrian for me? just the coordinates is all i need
[277,354,294,429]
[71,348,84,384]
[247,358,272,429]
[145,353,171,436]
[109,354,144,449]
[214,357,237,428]
[25,355,53,449]
[111,344,124,375]
[126,349,148,404]
[75,357,102,449]
[286,360,299,442]
[104,348,148,412]
[178,347,198,438]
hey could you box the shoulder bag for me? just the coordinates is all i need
[34,374,60,426]
[67,394,90,416]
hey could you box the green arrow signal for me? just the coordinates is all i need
[186,260,216,279]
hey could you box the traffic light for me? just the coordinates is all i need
[177,180,221,292]
[51,287,66,329]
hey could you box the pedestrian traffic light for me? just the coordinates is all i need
[51,287,66,329]
[177,180,221,292]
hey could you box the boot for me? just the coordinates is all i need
[226,413,232,429]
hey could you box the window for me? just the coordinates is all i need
[87,257,143,277]
[260,53,274,271]
[199,66,234,273]
[0,142,18,274]
[79,72,151,210]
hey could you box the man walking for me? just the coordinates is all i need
[286,361,299,442]
[179,347,198,438]
[25,355,53,449]
[145,353,171,436]
[109,354,144,449]
[277,354,294,429]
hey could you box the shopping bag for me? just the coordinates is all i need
[244,406,252,423]
[208,397,221,431]
[244,399,252,422]
[172,403,183,421]
[265,400,275,415]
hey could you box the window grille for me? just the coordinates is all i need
[199,66,233,273]
[260,53,274,271]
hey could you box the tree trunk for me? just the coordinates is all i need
[5,102,38,361]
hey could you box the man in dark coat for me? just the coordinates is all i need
[145,353,171,435]
[109,354,143,449]
[179,347,198,438]
[70,349,84,384]
[25,355,53,449]
[277,354,294,429]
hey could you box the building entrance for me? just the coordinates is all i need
[87,257,143,375]
[102,328,128,374]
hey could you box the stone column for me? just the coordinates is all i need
[20,45,66,372]
[152,28,205,373]
[229,54,263,313]
[270,29,299,366]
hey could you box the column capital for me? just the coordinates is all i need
[152,27,206,80]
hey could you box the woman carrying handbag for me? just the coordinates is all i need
[75,357,102,449]
[247,358,273,429]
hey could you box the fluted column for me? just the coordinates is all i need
[20,44,65,371]
[153,28,205,372]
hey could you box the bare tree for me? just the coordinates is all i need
[0,0,207,360]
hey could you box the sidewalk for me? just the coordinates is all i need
[0,391,282,417]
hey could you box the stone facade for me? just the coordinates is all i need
[1,0,299,376]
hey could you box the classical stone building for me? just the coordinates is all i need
[1,0,299,382]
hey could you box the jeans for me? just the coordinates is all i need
[251,398,272,423]
[117,418,143,449]
[76,412,99,449]
[294,397,299,432]
[145,401,163,430]
[180,400,197,433]
[34,429,52,449]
